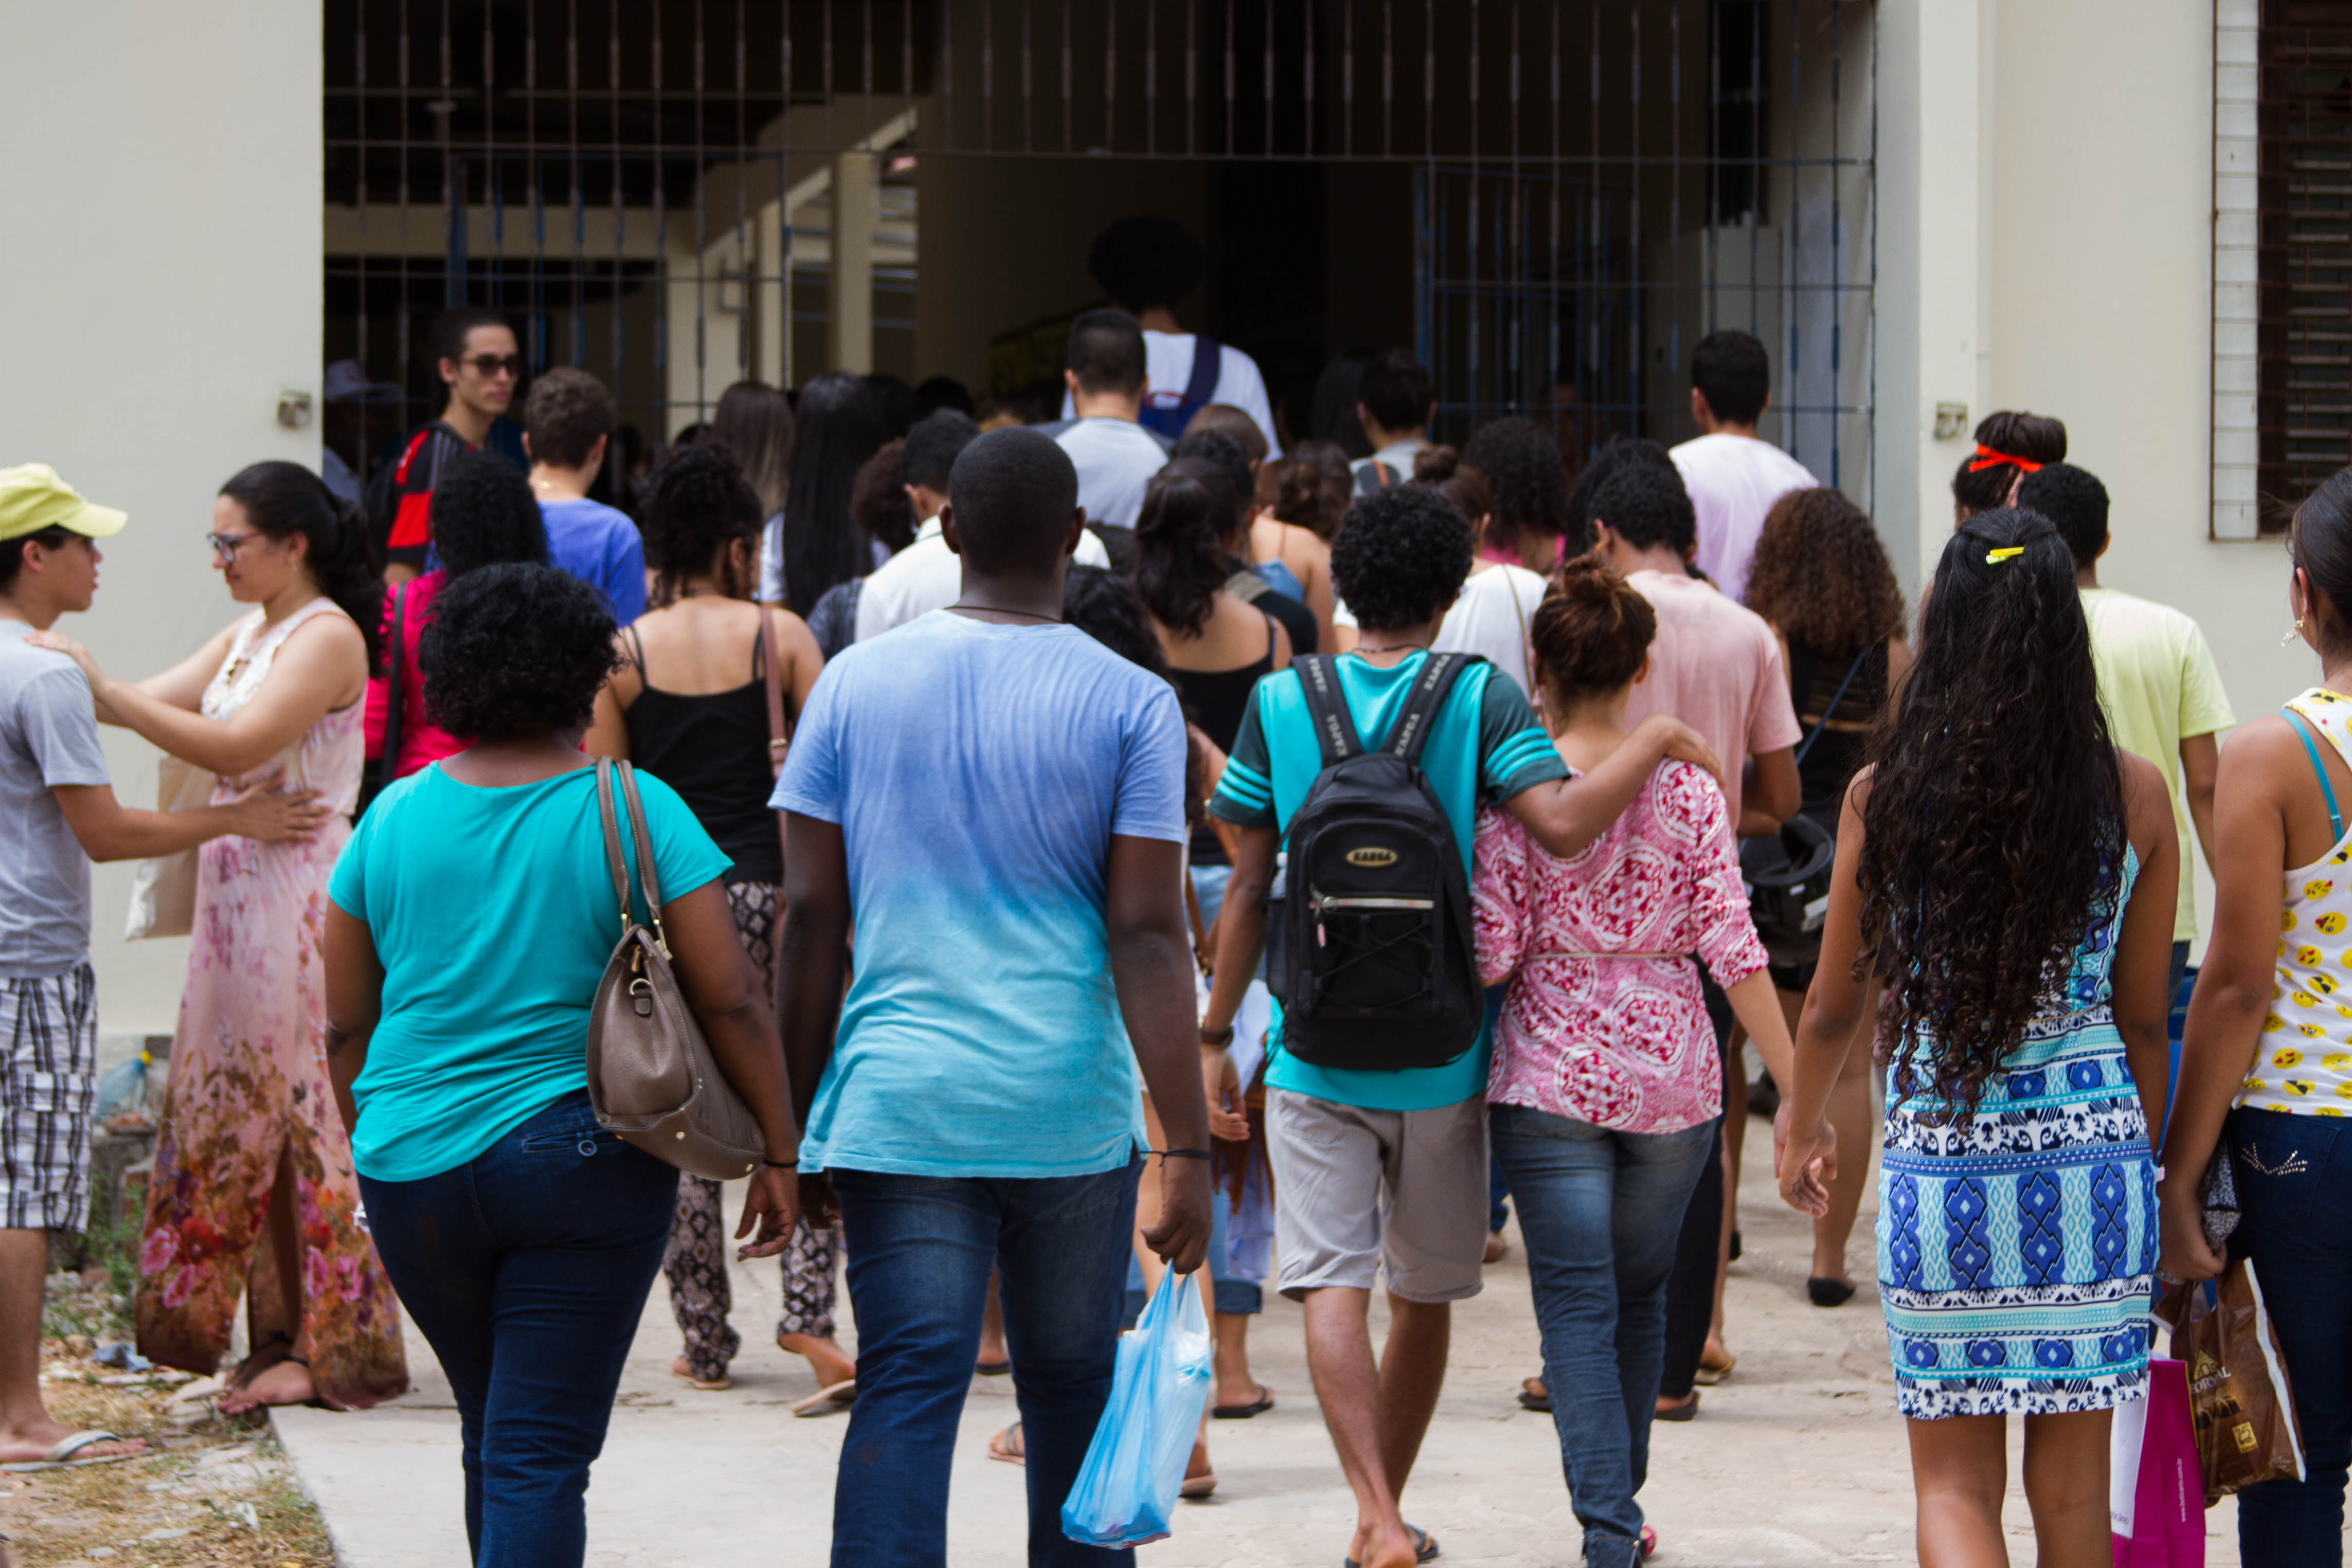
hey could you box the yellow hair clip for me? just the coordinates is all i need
[1985,546,2024,564]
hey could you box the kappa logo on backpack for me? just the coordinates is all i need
[1265,653,1485,1073]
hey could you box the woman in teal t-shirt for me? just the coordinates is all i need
[322,564,801,1567]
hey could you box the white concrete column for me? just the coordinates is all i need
[1871,0,1989,592]
[829,151,877,374]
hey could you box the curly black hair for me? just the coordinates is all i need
[1462,417,1568,555]
[2014,462,2110,569]
[1590,461,1696,555]
[1858,508,2122,1112]
[429,450,548,579]
[419,563,621,741]
[1087,214,1206,311]
[1564,437,1676,556]
[1330,483,1474,632]
[642,443,764,606]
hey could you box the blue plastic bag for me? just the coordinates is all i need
[1061,1265,1213,1547]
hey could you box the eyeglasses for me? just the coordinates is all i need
[206,532,265,563]
[459,353,525,379]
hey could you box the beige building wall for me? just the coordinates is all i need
[0,3,324,1040]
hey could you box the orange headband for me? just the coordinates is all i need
[1966,445,2044,474]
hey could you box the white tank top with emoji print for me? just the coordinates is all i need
[2242,687,2352,1115]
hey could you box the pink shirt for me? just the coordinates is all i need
[1473,761,1769,1134]
[1619,569,1803,824]
[362,571,464,778]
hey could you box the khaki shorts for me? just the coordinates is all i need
[1265,1089,1488,1304]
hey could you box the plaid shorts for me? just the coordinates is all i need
[1,965,97,1233]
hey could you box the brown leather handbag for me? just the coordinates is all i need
[585,759,766,1179]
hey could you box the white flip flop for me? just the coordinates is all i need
[0,1430,146,1472]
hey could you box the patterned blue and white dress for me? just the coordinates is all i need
[1877,846,2157,1419]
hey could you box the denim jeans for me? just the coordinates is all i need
[2232,1107,2352,1565]
[1491,1104,1714,1568]
[357,1089,676,1567]
[828,1157,1142,1568]
[1125,1182,1261,1321]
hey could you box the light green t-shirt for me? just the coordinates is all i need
[2081,586,2236,942]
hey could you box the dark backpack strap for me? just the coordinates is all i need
[1294,655,1363,767]
[1183,337,1222,410]
[1388,652,1479,766]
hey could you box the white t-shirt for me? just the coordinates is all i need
[854,516,1111,644]
[1667,432,1817,606]
[1059,332,1283,456]
[1054,418,1174,532]
[1334,564,1547,701]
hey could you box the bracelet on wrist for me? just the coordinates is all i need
[1199,1024,1235,1048]
[762,1157,799,1170]
[1154,1147,1214,1162]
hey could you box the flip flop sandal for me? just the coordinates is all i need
[224,1332,296,1392]
[0,1431,146,1472]
[986,1421,1025,1466]
[1807,1275,1858,1307]
[1211,1383,1274,1419]
[789,1379,857,1417]
[1516,1376,1551,1413]
[1693,1351,1736,1385]
[1343,1523,1440,1567]
[1640,1525,1658,1559]
[1655,1391,1700,1422]
[974,1357,1012,1377]
[670,1359,731,1392]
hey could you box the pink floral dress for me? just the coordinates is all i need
[135,598,407,1407]
[1472,758,1768,1135]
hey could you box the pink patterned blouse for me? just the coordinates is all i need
[1473,758,1769,1134]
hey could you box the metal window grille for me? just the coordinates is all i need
[324,1,1872,504]
[2256,1,2352,533]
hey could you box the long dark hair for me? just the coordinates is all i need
[427,451,548,580]
[711,380,793,519]
[1858,509,2122,1110]
[219,461,384,665]
[1133,457,1237,636]
[2290,467,2352,656]
[782,370,887,615]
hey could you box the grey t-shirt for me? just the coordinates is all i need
[0,621,110,978]
[1051,417,1174,532]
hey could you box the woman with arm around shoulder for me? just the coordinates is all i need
[2162,468,2352,1567]
[1470,557,1797,1568]
[30,461,405,1412]
[1741,485,1914,1305]
[585,443,832,1400]
[325,565,800,1563]
[1778,511,2178,1568]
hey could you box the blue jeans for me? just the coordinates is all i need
[1491,1105,1714,1568]
[2232,1108,2352,1565]
[357,1090,676,1567]
[1124,1184,1261,1321]
[829,1158,1142,1568]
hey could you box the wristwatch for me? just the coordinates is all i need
[1199,1023,1235,1048]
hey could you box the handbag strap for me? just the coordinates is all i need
[594,758,634,934]
[2282,705,2345,844]
[614,760,668,930]
[759,610,792,780]
[1792,644,1872,768]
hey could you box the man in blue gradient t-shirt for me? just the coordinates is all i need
[773,426,1212,1568]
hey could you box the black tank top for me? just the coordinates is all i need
[1786,637,1890,831]
[1175,611,1278,754]
[620,624,785,885]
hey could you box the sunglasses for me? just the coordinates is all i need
[458,354,525,379]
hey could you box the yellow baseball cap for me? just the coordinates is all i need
[0,464,127,542]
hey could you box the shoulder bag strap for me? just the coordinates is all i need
[1294,654,1362,766]
[615,762,672,954]
[1390,652,1479,766]
[1224,567,1270,603]
[594,758,634,934]
[1183,336,1223,409]
[2282,706,2345,844]
[760,610,791,780]
[1792,644,1872,768]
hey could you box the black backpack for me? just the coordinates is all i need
[1266,653,1485,1072]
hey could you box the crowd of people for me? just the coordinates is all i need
[0,207,2340,1568]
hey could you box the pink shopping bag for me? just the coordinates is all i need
[2113,1358,2203,1567]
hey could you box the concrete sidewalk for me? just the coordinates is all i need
[275,1135,2247,1566]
